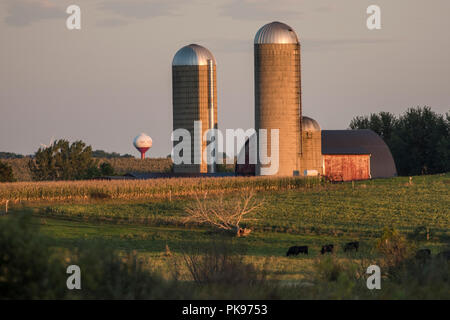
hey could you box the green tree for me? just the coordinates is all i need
[0,160,15,182]
[100,162,114,176]
[435,113,450,173]
[28,140,99,181]
[393,107,449,175]
[0,152,24,159]
[349,111,397,145]
[349,107,450,175]
[92,150,133,158]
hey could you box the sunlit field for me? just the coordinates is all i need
[1,173,449,299]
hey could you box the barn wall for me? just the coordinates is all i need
[323,154,370,181]
[235,138,256,176]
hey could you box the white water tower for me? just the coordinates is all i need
[133,133,152,159]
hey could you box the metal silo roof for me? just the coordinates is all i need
[254,21,299,44]
[172,44,216,66]
[302,116,321,131]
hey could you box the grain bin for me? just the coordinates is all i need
[298,116,322,175]
[254,22,301,176]
[172,44,218,173]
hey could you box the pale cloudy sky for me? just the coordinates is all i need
[1,0,449,157]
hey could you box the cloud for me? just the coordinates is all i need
[302,38,396,51]
[96,18,130,28]
[202,38,252,53]
[197,37,395,54]
[98,0,180,20]
[220,0,302,21]
[4,0,63,27]
[314,4,335,13]
[3,0,183,27]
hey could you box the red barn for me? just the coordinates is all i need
[321,130,397,181]
[323,154,371,181]
[235,127,397,181]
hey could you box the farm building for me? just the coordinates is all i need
[298,116,322,176]
[236,117,397,181]
[322,129,397,180]
[254,21,301,176]
[172,44,218,174]
[171,21,398,181]
[235,136,256,176]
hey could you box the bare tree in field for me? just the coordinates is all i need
[183,189,263,237]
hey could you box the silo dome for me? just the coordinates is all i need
[254,21,299,44]
[172,44,216,66]
[302,116,321,131]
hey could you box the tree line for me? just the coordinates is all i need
[350,106,449,176]
[27,140,115,181]
[0,152,25,159]
[0,143,132,182]
[0,150,132,159]
[1,106,448,182]
[0,140,117,182]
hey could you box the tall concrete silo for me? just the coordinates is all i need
[172,44,218,174]
[254,21,301,176]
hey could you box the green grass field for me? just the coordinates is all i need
[2,173,449,299]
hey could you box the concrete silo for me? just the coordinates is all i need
[172,44,218,173]
[254,21,301,176]
[298,116,322,176]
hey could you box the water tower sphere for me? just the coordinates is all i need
[133,133,152,159]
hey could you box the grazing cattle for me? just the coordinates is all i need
[436,250,450,260]
[321,244,334,255]
[415,248,431,260]
[344,241,359,252]
[286,246,308,256]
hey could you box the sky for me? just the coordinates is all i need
[1,0,449,158]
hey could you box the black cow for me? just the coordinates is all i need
[344,241,359,252]
[286,246,308,256]
[321,244,334,255]
[437,250,450,260]
[415,248,431,260]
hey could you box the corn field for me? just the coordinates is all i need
[0,176,322,204]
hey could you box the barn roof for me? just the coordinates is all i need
[321,130,397,178]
